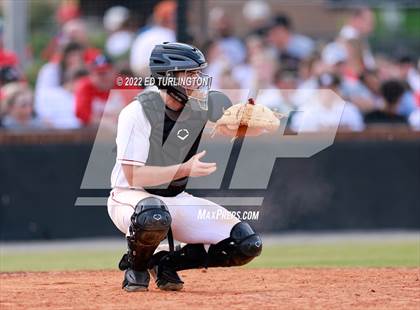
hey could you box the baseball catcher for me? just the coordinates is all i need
[107,42,276,292]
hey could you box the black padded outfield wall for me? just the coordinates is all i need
[0,136,419,240]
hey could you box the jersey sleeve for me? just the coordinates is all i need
[116,102,151,166]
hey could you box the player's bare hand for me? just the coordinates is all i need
[182,150,217,177]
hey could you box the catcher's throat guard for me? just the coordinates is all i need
[164,69,212,111]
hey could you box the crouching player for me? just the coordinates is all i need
[107,42,262,292]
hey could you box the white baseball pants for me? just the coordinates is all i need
[107,188,240,245]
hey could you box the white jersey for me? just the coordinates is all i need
[110,100,152,189]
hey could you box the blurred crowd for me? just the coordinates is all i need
[0,0,419,132]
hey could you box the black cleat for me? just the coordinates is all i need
[122,269,150,292]
[148,251,184,291]
[149,264,184,291]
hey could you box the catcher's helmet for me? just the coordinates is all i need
[149,42,211,110]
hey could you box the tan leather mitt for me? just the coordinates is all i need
[211,98,283,140]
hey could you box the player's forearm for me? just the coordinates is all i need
[124,164,189,187]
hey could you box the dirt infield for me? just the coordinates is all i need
[1,268,419,310]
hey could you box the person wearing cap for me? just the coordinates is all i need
[74,55,116,126]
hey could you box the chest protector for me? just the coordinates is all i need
[136,90,208,197]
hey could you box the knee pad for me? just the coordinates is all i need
[231,222,263,258]
[130,197,171,242]
[208,222,263,267]
[127,197,172,270]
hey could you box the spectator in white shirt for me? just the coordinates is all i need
[36,68,88,129]
[130,0,176,77]
[35,42,85,103]
[291,73,364,132]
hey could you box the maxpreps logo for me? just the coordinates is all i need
[76,88,345,209]
[197,208,260,221]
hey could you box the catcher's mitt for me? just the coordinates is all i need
[211,98,283,140]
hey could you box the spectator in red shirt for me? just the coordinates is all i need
[0,23,18,68]
[0,48,18,68]
[0,22,22,88]
[75,55,116,126]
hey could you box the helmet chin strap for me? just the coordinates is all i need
[164,89,205,114]
[166,86,189,105]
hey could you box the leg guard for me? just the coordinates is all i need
[126,197,171,271]
[207,221,263,267]
[151,222,262,271]
[150,244,208,272]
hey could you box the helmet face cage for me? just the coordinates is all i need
[166,68,212,111]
